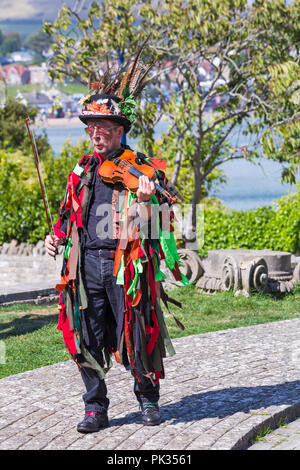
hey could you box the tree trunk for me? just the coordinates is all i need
[183,108,204,250]
[183,144,205,251]
[171,150,182,186]
[183,179,205,251]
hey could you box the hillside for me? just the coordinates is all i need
[0,0,76,22]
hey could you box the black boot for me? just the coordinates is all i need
[77,410,109,433]
[140,402,161,426]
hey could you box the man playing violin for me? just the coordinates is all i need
[45,91,187,434]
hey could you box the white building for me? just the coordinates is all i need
[10,50,34,63]
[29,63,50,85]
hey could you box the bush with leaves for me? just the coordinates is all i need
[200,184,300,257]
[0,98,50,156]
[0,138,91,244]
[0,32,21,56]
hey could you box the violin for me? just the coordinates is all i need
[99,149,178,205]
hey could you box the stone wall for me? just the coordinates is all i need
[0,240,63,305]
[0,239,64,257]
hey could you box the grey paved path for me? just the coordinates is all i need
[1,319,300,450]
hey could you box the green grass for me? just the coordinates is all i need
[6,82,88,99]
[0,284,300,379]
[6,83,42,98]
[250,417,289,444]
[0,305,68,379]
[163,284,300,338]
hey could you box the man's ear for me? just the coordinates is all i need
[117,125,124,138]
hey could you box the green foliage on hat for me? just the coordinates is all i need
[119,93,137,122]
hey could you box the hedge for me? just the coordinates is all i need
[199,188,300,256]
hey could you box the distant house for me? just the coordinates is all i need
[10,50,34,63]
[2,64,30,85]
[20,91,53,114]
[44,87,76,113]
[28,64,50,85]
[0,62,50,87]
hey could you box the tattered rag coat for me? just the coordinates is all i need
[53,148,188,384]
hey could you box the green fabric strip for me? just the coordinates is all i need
[64,237,71,260]
[80,344,112,380]
[155,299,176,357]
[77,243,88,309]
[127,258,143,296]
[151,342,163,372]
[154,255,167,282]
[74,297,81,352]
[116,254,125,285]
[179,273,189,286]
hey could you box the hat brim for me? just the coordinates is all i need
[79,114,131,133]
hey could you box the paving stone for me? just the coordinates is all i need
[1,319,300,450]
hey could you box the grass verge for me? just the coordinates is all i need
[164,284,300,338]
[0,284,299,379]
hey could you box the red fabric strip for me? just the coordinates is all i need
[57,293,77,354]
[146,259,160,356]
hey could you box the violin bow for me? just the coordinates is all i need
[25,117,56,259]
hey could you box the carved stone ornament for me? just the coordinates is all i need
[195,249,300,297]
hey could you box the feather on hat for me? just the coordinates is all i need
[79,38,154,133]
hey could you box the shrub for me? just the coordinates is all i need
[200,185,300,256]
[0,139,91,244]
[0,98,50,156]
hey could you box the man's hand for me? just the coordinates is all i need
[45,234,63,258]
[136,175,155,203]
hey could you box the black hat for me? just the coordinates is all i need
[79,94,131,133]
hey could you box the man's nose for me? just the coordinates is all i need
[93,129,103,136]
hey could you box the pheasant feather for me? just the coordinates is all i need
[80,38,154,124]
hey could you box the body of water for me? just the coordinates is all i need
[0,21,42,41]
[41,121,298,211]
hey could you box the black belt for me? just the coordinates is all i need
[85,248,116,259]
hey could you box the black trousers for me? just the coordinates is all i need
[80,251,159,413]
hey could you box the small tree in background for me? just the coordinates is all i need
[0,32,22,56]
[25,30,54,57]
[0,98,50,156]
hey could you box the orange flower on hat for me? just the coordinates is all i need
[87,102,102,113]
[98,104,111,115]
[87,102,111,115]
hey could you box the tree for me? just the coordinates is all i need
[0,139,92,244]
[43,0,300,248]
[0,98,50,156]
[25,30,53,56]
[0,32,21,55]
[139,0,300,247]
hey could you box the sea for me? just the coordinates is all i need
[42,121,299,212]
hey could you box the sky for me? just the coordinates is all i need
[0,0,81,22]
